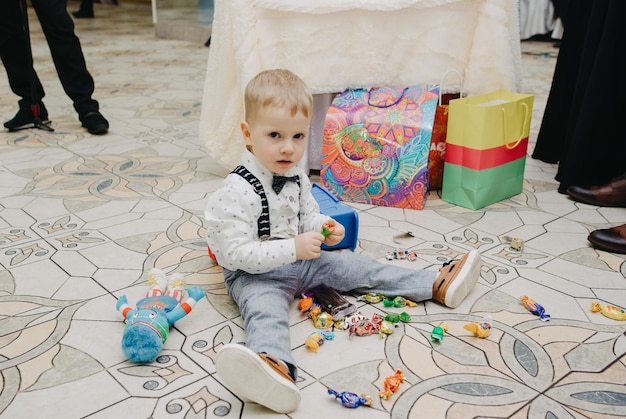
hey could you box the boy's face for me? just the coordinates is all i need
[241,105,310,175]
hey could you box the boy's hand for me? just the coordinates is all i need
[295,231,324,260]
[323,219,345,246]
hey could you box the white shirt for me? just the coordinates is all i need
[205,150,330,273]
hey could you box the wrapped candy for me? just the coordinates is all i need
[298,297,314,312]
[360,293,386,304]
[591,301,626,321]
[520,296,551,321]
[431,322,448,341]
[383,296,417,308]
[464,315,492,338]
[309,305,334,329]
[380,369,405,400]
[328,389,372,408]
[305,330,335,352]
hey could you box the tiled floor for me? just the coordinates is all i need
[1,3,625,419]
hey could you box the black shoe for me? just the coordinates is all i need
[80,112,109,135]
[4,104,50,132]
[72,10,94,18]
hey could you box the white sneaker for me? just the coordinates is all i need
[432,249,481,308]
[215,344,301,413]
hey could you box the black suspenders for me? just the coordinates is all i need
[231,165,271,240]
[231,165,302,241]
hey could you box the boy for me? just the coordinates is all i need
[204,69,481,413]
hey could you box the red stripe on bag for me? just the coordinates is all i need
[444,138,528,170]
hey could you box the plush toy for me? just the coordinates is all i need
[116,268,206,363]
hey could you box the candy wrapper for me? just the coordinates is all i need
[383,296,417,308]
[520,296,551,321]
[308,305,334,329]
[591,302,626,321]
[380,369,405,400]
[464,315,492,338]
[305,330,335,352]
[431,322,448,341]
[328,389,372,408]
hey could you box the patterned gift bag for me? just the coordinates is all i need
[320,85,439,210]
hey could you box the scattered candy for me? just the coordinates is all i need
[520,296,551,321]
[305,333,325,352]
[328,389,372,408]
[305,330,335,352]
[431,322,448,341]
[591,302,626,321]
[383,296,416,308]
[464,315,492,338]
[502,235,524,251]
[309,305,334,329]
[380,369,405,400]
[298,297,314,312]
[394,248,408,259]
[360,293,386,304]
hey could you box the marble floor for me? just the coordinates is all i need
[1,3,625,419]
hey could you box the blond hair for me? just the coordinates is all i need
[244,69,313,125]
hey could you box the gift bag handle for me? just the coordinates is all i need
[439,69,464,102]
[366,87,408,108]
[502,102,529,150]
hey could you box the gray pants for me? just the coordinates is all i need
[223,250,437,376]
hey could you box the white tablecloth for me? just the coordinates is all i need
[200,0,522,170]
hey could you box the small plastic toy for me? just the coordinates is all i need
[464,316,492,339]
[520,295,551,321]
[380,369,405,400]
[591,301,626,320]
[321,222,335,238]
[431,322,448,341]
[116,268,206,363]
[328,389,372,408]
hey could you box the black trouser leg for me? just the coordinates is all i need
[31,0,99,116]
[0,0,46,109]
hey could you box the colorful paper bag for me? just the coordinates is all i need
[441,90,534,210]
[320,85,439,210]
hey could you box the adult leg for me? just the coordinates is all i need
[73,0,95,18]
[30,0,99,116]
[0,0,46,110]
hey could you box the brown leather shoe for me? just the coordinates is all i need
[588,224,626,254]
[432,250,481,308]
[566,174,626,207]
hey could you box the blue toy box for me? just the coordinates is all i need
[312,183,359,251]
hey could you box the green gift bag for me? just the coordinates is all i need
[441,90,534,210]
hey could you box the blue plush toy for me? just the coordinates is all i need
[116,268,206,363]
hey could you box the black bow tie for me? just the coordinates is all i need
[272,175,299,194]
